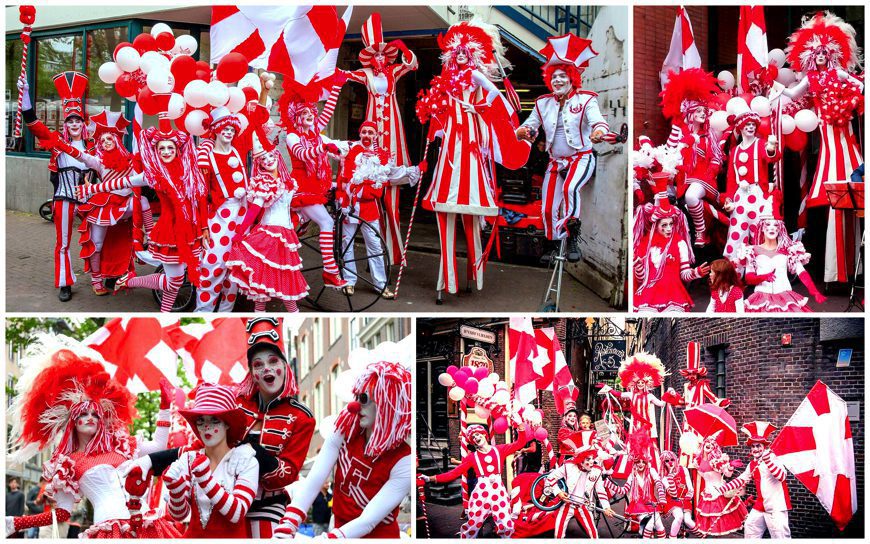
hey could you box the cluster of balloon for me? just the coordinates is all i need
[438,365,549,441]
[97,23,276,136]
[714,48,819,152]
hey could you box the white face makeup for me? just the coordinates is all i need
[564,412,577,427]
[259,151,279,173]
[218,126,237,145]
[814,48,829,67]
[692,107,708,124]
[66,117,84,138]
[634,458,647,472]
[581,456,595,471]
[360,126,377,148]
[358,390,377,430]
[157,140,177,164]
[550,69,573,97]
[196,415,228,448]
[75,406,100,439]
[471,432,488,448]
[455,49,469,66]
[299,109,316,130]
[750,443,765,457]
[657,217,674,238]
[99,133,116,152]
[762,219,779,240]
[373,52,386,67]
[250,347,286,397]
[742,121,757,138]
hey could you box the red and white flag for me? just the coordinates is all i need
[165,318,250,386]
[210,6,299,68]
[268,5,351,85]
[509,317,546,406]
[84,318,180,394]
[737,6,768,92]
[660,6,701,87]
[536,328,577,413]
[772,381,857,531]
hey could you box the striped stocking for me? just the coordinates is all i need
[159,276,184,313]
[319,231,339,274]
[143,207,155,233]
[283,299,299,313]
[687,201,706,238]
[254,300,267,313]
[127,273,168,291]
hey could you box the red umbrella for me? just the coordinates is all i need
[684,403,738,446]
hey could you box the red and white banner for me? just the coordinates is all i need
[737,5,768,93]
[536,328,577,413]
[772,381,857,531]
[509,317,544,406]
[268,6,350,85]
[85,318,180,394]
[660,6,701,87]
[165,318,250,386]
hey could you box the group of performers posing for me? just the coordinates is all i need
[633,11,863,313]
[18,14,615,309]
[419,350,792,539]
[5,318,412,538]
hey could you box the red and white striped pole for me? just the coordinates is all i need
[14,6,36,139]
[459,399,468,511]
[393,138,430,298]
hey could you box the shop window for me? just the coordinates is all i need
[32,34,84,150]
[86,27,129,118]
[6,39,25,152]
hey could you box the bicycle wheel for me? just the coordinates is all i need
[529,473,566,512]
[39,200,53,222]
[296,210,391,312]
[150,265,196,312]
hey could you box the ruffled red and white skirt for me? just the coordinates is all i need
[696,494,748,536]
[745,290,810,313]
[83,516,182,539]
[227,225,309,302]
[634,273,693,313]
[79,193,132,226]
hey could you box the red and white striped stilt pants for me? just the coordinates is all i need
[541,152,596,241]
[383,185,402,265]
[554,502,598,538]
[53,200,77,288]
[435,212,483,294]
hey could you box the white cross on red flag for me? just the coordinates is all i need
[737,5,768,93]
[510,317,544,406]
[660,6,702,87]
[165,318,250,386]
[536,328,577,413]
[771,380,857,531]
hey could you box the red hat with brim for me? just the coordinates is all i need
[178,383,247,446]
[741,421,777,446]
[359,13,399,67]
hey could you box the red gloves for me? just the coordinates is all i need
[190,454,211,483]
[745,271,776,285]
[324,143,340,155]
[389,39,413,61]
[332,69,350,87]
[158,377,174,410]
[274,505,306,539]
[798,270,827,304]
[418,160,428,174]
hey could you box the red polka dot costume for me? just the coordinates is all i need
[195,109,249,312]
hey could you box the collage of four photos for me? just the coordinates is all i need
[2,2,865,541]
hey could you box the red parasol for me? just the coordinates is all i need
[684,403,738,446]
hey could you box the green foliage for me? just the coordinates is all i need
[6,318,106,350]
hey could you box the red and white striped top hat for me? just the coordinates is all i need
[88,110,130,139]
[741,421,778,445]
[178,383,247,445]
[53,71,88,121]
[540,33,598,69]
[680,341,707,376]
[359,13,398,67]
[464,424,489,444]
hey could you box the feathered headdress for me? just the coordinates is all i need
[618,352,667,390]
[9,338,136,464]
[659,68,720,121]
[438,19,510,81]
[785,11,862,73]
[334,361,411,458]
[277,80,321,131]
[628,429,653,461]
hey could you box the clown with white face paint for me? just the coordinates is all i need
[544,443,616,538]
[518,33,610,256]
[165,383,259,538]
[277,361,412,539]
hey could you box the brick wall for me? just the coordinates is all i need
[645,318,864,538]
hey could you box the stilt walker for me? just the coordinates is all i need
[345,13,419,265]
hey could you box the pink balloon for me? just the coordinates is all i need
[453,370,468,387]
[534,428,549,441]
[492,417,509,434]
[474,367,489,380]
[465,378,479,395]
[446,365,459,376]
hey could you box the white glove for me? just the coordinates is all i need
[274,506,305,539]
[118,455,152,479]
[17,77,32,111]
[6,516,16,537]
[164,455,189,483]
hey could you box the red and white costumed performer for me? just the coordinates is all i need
[695,432,748,536]
[163,383,259,538]
[18,73,93,302]
[721,111,781,268]
[344,13,418,265]
[5,346,178,538]
[679,342,730,468]
[336,122,421,298]
[194,108,249,312]
[227,135,309,312]
[556,404,580,464]
[633,180,710,312]
[661,450,699,537]
[715,422,791,539]
[784,11,864,283]
[78,114,208,312]
[276,360,412,538]
[605,431,666,538]
[659,68,724,247]
[421,20,529,300]
[737,196,826,311]
[420,424,531,538]
[75,111,149,295]
[544,445,616,538]
[517,33,609,257]
[281,82,348,288]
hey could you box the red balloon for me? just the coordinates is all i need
[784,130,808,152]
[19,6,36,25]
[757,116,771,138]
[174,108,189,132]
[155,32,175,52]
[712,92,731,110]
[241,86,259,103]
[113,41,133,61]
[170,54,196,91]
[195,69,211,82]
[195,60,211,72]
[132,33,157,54]
[137,87,158,115]
[738,92,755,107]
[216,52,249,83]
[115,73,138,97]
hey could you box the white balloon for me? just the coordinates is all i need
[780,114,796,135]
[717,70,735,91]
[238,72,262,94]
[775,67,795,86]
[679,431,700,456]
[448,386,466,402]
[98,62,122,84]
[473,405,491,419]
[347,347,373,372]
[206,80,230,107]
[710,110,730,132]
[333,370,358,403]
[477,381,494,399]
[489,373,500,383]
[726,96,750,116]
[438,373,455,388]
[184,80,209,108]
[146,69,174,94]
[167,93,186,120]
[139,51,167,75]
[750,95,771,117]
[794,109,819,133]
[115,47,141,72]
[492,389,510,406]
[318,414,337,442]
[185,109,210,136]
[175,34,198,56]
[768,48,786,68]
[150,23,173,38]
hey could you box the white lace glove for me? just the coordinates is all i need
[118,455,153,479]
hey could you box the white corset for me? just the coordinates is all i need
[79,465,131,524]
[752,253,792,294]
[261,191,295,229]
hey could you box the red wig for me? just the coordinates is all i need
[542,64,583,93]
